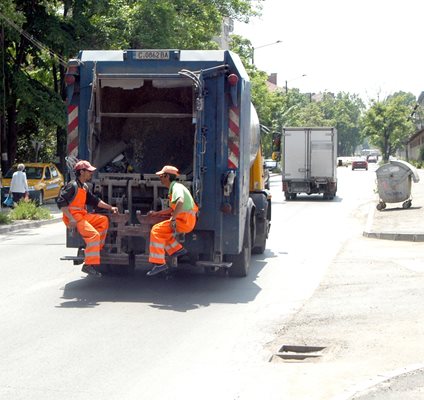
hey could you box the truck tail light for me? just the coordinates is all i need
[221,202,232,214]
[228,74,238,86]
[65,74,75,86]
[65,66,79,87]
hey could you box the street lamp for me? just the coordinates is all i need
[285,74,307,93]
[251,40,282,65]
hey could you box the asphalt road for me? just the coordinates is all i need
[1,165,423,399]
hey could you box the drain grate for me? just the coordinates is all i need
[270,345,326,362]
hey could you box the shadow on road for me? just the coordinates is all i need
[57,253,272,311]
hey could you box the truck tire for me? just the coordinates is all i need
[252,200,269,255]
[227,218,252,277]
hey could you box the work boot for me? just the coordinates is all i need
[82,264,102,278]
[147,263,168,276]
[172,248,188,258]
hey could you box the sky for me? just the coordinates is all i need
[233,0,424,102]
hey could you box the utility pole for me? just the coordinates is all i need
[284,74,307,94]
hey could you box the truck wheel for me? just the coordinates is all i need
[252,210,269,255]
[227,220,252,277]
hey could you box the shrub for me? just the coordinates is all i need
[409,160,422,169]
[9,200,52,221]
[0,211,11,225]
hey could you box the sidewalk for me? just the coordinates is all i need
[0,200,62,234]
[363,168,424,242]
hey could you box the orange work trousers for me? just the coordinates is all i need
[65,213,109,265]
[148,210,196,265]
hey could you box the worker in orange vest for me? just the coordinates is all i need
[57,160,118,277]
[147,165,198,276]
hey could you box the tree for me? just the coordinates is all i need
[316,92,364,156]
[361,92,416,162]
[0,0,260,170]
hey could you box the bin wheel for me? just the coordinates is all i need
[402,200,412,209]
[376,202,386,211]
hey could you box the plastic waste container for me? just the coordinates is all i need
[375,160,420,210]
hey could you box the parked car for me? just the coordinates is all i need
[1,162,64,205]
[263,168,270,189]
[352,157,368,171]
[263,159,277,190]
[264,159,278,171]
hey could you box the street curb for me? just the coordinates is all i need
[331,363,424,400]
[362,203,424,242]
[0,216,61,234]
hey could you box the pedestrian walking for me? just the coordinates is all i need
[10,163,29,204]
[147,165,198,276]
[56,160,118,277]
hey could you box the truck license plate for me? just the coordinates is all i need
[136,50,170,60]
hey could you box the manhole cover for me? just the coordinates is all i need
[269,345,327,362]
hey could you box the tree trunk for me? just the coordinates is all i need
[7,102,17,168]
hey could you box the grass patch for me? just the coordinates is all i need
[0,211,12,224]
[9,200,52,221]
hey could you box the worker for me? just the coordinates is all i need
[146,165,198,276]
[57,160,118,277]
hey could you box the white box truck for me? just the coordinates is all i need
[281,127,337,200]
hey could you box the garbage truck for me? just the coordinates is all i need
[274,127,337,200]
[61,49,271,277]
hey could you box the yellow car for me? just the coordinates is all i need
[2,162,64,205]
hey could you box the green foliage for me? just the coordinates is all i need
[0,211,12,225]
[229,35,365,158]
[361,92,416,162]
[9,200,51,220]
[419,145,424,161]
[1,0,259,166]
[408,159,423,169]
[87,0,261,50]
[0,0,419,166]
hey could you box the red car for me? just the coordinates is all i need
[352,158,368,170]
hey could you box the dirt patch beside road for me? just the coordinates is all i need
[266,235,424,400]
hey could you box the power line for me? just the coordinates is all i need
[0,10,68,67]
